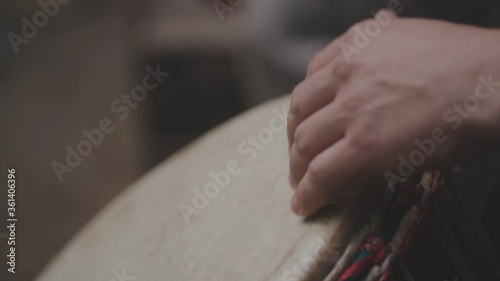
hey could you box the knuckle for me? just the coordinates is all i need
[346,22,361,36]
[293,127,312,157]
[346,116,379,152]
[337,89,363,112]
[338,77,374,102]
[307,53,324,75]
[349,19,372,33]
[307,159,329,184]
[291,80,304,94]
[328,60,357,79]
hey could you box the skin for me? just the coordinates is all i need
[287,11,500,216]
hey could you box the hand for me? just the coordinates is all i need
[287,11,500,216]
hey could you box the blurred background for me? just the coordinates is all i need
[1,0,500,280]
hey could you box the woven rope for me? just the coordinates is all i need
[326,171,441,281]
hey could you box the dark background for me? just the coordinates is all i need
[1,0,500,280]
[0,1,287,280]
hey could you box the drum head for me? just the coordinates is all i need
[36,96,374,281]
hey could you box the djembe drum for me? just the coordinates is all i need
[35,96,499,281]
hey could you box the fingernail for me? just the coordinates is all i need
[291,193,302,215]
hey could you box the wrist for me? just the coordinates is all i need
[467,29,500,142]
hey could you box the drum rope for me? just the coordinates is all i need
[332,171,441,281]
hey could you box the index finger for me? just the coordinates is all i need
[291,138,367,216]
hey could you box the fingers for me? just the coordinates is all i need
[288,9,401,216]
[291,138,366,216]
[306,35,346,78]
[288,60,348,149]
[289,101,348,187]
